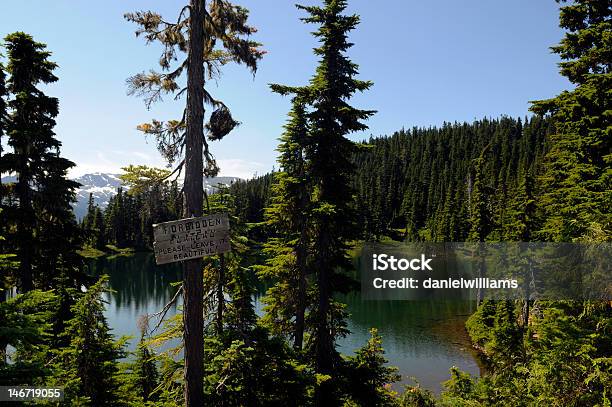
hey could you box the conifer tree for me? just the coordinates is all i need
[0,60,6,162]
[0,289,55,386]
[83,193,95,231]
[506,169,537,242]
[125,1,263,175]
[531,0,611,242]
[294,0,375,401]
[201,184,255,339]
[0,32,82,293]
[468,144,493,242]
[0,211,17,292]
[92,206,106,249]
[259,96,312,349]
[123,329,160,404]
[52,276,126,405]
[35,163,84,290]
[1,33,58,291]
[344,328,400,406]
[486,301,524,371]
[126,3,263,403]
[467,144,493,304]
[0,65,8,287]
[505,167,538,327]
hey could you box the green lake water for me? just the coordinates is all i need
[88,253,482,393]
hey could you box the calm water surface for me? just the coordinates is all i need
[89,253,482,393]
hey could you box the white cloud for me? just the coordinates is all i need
[68,151,167,178]
[68,163,122,178]
[217,158,268,180]
[68,154,269,180]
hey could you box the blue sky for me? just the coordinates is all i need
[0,0,570,179]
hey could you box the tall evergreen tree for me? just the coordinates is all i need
[52,276,126,405]
[82,193,95,234]
[124,1,263,174]
[468,144,493,242]
[36,162,83,289]
[126,3,263,403]
[1,33,58,292]
[467,144,493,305]
[0,289,56,386]
[0,210,17,293]
[0,59,6,161]
[259,96,312,350]
[0,32,82,292]
[506,168,537,242]
[92,206,106,249]
[295,0,375,401]
[531,0,611,242]
[122,328,160,404]
[0,63,7,278]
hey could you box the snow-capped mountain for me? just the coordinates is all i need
[73,173,124,218]
[1,173,242,219]
[74,173,241,219]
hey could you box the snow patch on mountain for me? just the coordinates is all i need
[1,173,242,220]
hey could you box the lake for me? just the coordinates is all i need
[88,253,482,393]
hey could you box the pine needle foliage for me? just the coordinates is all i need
[0,32,83,293]
[0,289,56,386]
[125,1,264,174]
[51,276,128,405]
[295,3,375,396]
[259,96,313,349]
[530,0,611,242]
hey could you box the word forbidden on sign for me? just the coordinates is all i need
[152,213,231,265]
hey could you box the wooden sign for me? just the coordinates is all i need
[152,213,231,265]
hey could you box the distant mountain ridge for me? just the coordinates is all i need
[1,173,241,219]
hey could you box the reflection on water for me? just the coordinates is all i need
[92,253,481,393]
[338,293,482,392]
[87,253,183,348]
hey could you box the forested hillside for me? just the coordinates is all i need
[80,183,182,251]
[232,116,553,241]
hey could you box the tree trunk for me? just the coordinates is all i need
[476,242,485,306]
[315,235,334,405]
[523,255,533,328]
[183,0,205,405]
[476,257,485,306]
[216,254,225,336]
[0,290,6,363]
[293,237,307,350]
[17,176,33,292]
[293,190,309,351]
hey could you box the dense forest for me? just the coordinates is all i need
[80,172,183,252]
[231,116,554,242]
[88,116,552,250]
[1,0,610,406]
